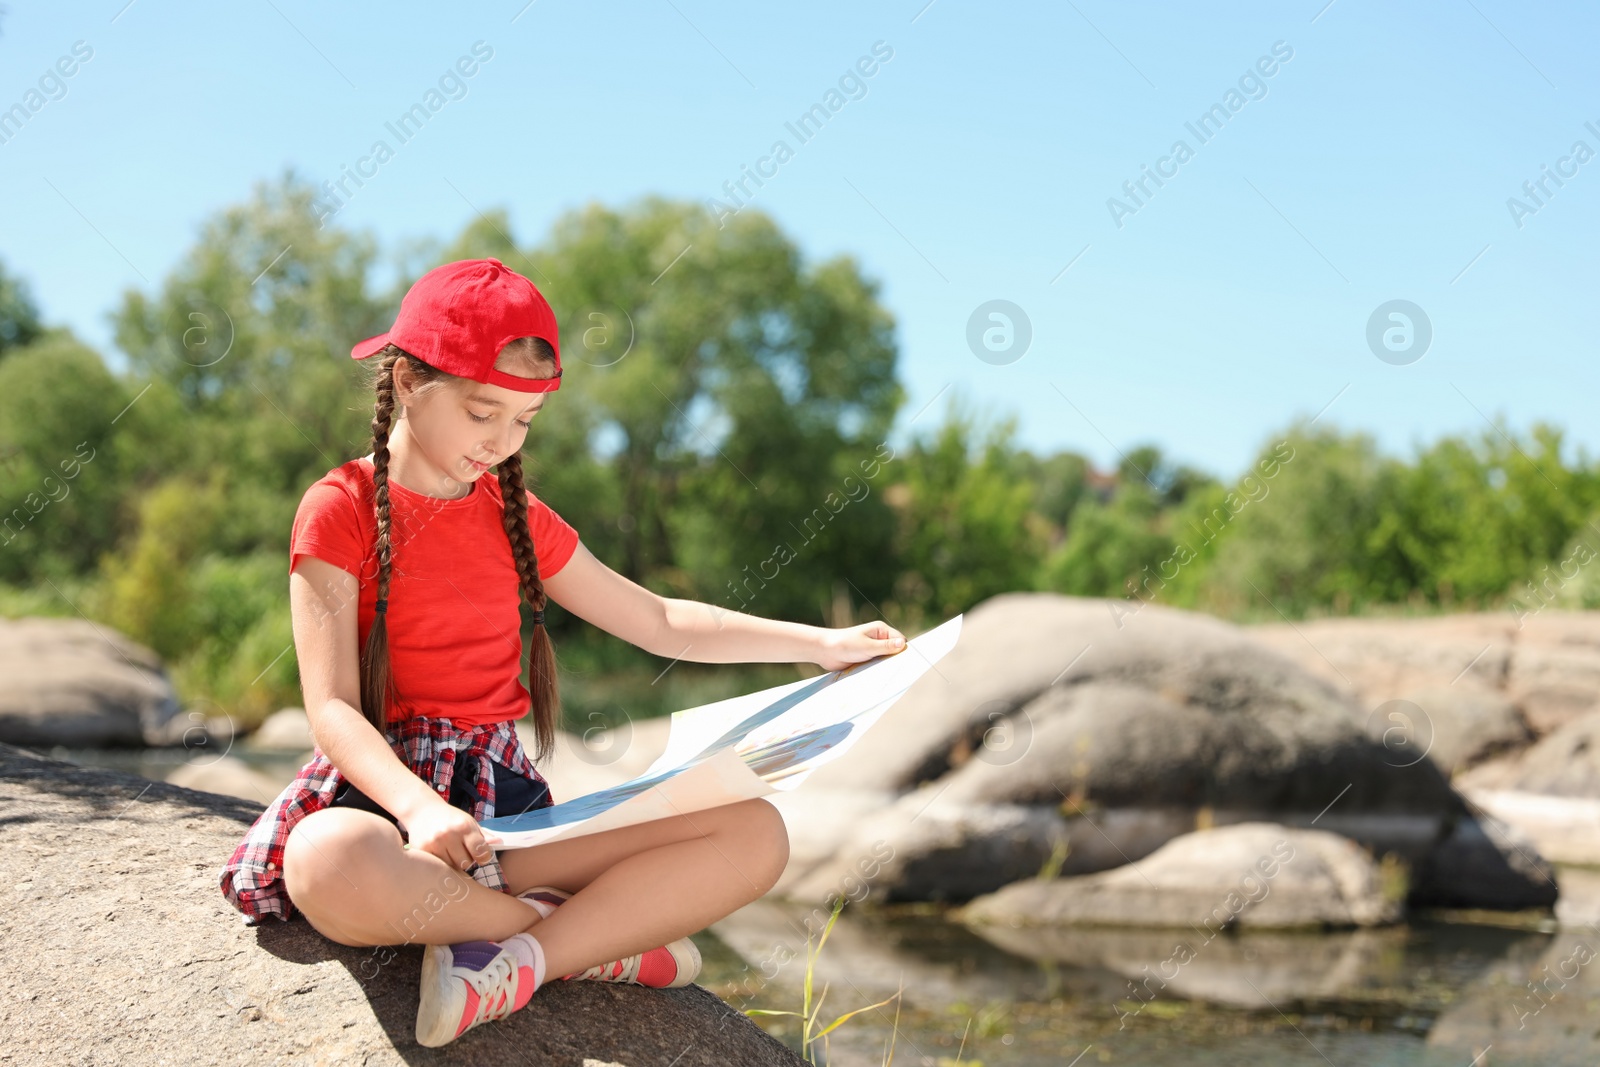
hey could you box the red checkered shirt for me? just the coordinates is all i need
[218,714,552,925]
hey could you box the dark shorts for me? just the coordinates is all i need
[326,758,552,830]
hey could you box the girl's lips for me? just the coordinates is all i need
[466,458,490,472]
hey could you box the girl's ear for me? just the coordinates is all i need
[391,356,414,405]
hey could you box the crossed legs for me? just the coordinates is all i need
[281,796,789,981]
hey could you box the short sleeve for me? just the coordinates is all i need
[525,490,580,579]
[289,479,367,578]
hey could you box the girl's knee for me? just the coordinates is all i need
[283,809,401,916]
[736,798,790,889]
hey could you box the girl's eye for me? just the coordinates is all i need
[470,411,533,429]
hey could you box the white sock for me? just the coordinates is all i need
[516,888,566,920]
[503,931,547,990]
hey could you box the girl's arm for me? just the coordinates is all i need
[291,557,441,825]
[542,542,905,671]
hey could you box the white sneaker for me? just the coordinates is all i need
[415,938,536,1047]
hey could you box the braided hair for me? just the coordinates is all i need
[356,338,560,765]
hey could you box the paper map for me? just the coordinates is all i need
[479,614,964,848]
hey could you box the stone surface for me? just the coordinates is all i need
[1408,811,1560,910]
[0,742,806,1066]
[1247,610,1600,735]
[0,615,183,747]
[245,707,315,750]
[784,788,1072,904]
[1393,683,1533,776]
[955,823,1403,930]
[1484,709,1600,798]
[780,594,1475,905]
[805,595,1457,818]
[167,753,296,806]
[1555,866,1600,928]
[1461,788,1600,866]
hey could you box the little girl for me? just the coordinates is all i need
[218,257,907,1048]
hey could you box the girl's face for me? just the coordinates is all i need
[395,361,549,488]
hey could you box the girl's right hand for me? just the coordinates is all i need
[399,795,500,874]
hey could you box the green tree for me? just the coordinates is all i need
[890,399,1047,619]
[1040,480,1173,599]
[111,169,387,555]
[1022,449,1092,532]
[0,256,43,359]
[1179,423,1399,617]
[0,331,144,583]
[525,197,906,624]
[1375,421,1596,606]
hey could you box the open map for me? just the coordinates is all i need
[479,614,964,848]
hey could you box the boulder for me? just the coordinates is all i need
[780,594,1468,905]
[1555,866,1600,928]
[1248,610,1600,735]
[923,679,1452,814]
[1485,708,1600,797]
[1408,812,1559,910]
[955,824,1402,930]
[805,595,1456,816]
[0,616,183,747]
[765,786,895,894]
[0,742,806,1066]
[783,787,1072,904]
[1452,709,1600,866]
[1392,684,1532,776]
[1459,788,1600,866]
[244,708,314,751]
[167,753,296,806]
[1247,612,1514,700]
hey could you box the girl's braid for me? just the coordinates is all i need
[356,355,403,734]
[496,449,557,764]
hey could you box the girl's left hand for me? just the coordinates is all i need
[816,621,907,673]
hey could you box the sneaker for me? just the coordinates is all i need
[415,939,537,1048]
[561,936,702,988]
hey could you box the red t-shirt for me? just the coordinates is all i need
[287,455,580,727]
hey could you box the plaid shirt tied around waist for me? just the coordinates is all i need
[218,714,551,926]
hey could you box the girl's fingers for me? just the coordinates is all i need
[465,833,494,867]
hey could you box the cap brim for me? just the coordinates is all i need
[350,332,391,359]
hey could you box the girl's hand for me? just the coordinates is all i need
[399,794,500,874]
[816,620,907,673]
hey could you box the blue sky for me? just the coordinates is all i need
[1,1,1596,480]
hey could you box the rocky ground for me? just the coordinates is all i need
[0,741,805,1066]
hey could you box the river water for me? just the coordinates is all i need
[52,744,1600,1066]
[697,900,1600,1066]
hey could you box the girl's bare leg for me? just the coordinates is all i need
[281,797,790,981]
[283,807,542,949]
[496,796,790,980]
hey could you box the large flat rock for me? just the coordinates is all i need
[0,742,804,1066]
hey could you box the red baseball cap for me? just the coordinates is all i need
[349,258,562,393]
